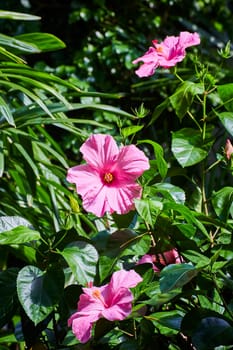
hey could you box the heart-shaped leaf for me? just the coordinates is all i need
[17,265,64,325]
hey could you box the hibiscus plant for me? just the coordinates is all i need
[1,9,233,350]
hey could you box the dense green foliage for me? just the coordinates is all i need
[0,1,233,350]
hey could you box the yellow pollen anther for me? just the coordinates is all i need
[156,46,163,53]
[104,172,114,183]
[92,289,101,299]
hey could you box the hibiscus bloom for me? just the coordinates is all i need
[67,134,150,217]
[225,139,233,160]
[68,269,142,343]
[137,249,183,272]
[132,31,200,77]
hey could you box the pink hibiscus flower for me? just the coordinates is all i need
[67,134,150,217]
[137,249,183,272]
[132,31,200,77]
[68,269,142,343]
[225,139,233,160]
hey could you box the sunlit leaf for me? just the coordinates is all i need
[212,187,233,221]
[216,111,233,136]
[172,128,213,167]
[134,198,163,226]
[170,81,204,120]
[59,241,98,285]
[0,226,40,245]
[0,10,40,20]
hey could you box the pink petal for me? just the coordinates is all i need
[109,270,142,293]
[104,183,142,214]
[82,185,112,217]
[178,31,200,48]
[77,291,106,314]
[132,47,159,77]
[102,288,133,321]
[135,62,159,78]
[137,254,160,272]
[162,249,183,264]
[225,139,233,160]
[137,254,154,265]
[117,145,150,179]
[80,134,119,168]
[66,164,102,196]
[69,314,99,343]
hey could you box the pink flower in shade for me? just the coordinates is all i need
[225,139,233,160]
[66,134,150,217]
[137,249,183,272]
[68,269,142,343]
[132,31,200,77]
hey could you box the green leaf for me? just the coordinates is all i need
[0,94,15,126]
[163,202,209,239]
[152,183,186,204]
[59,241,98,285]
[170,81,204,120]
[212,187,233,221]
[182,250,210,268]
[147,310,183,332]
[218,83,233,112]
[149,98,170,125]
[134,198,163,226]
[121,125,144,138]
[0,46,25,64]
[138,139,168,179]
[15,33,66,53]
[17,265,64,325]
[160,263,198,292]
[0,139,4,177]
[0,268,19,328]
[0,226,40,245]
[0,34,39,54]
[172,128,212,167]
[14,142,40,178]
[0,10,40,21]
[0,216,32,232]
[191,317,233,349]
[216,111,233,136]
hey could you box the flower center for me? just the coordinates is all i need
[103,172,114,184]
[156,45,163,53]
[92,289,108,307]
[92,289,102,299]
